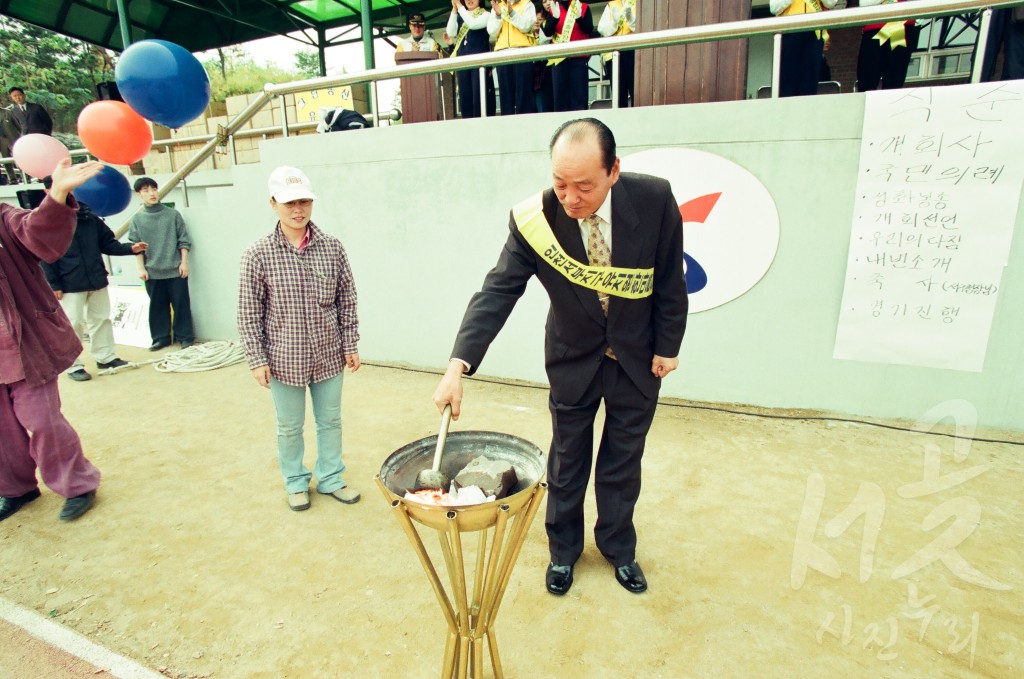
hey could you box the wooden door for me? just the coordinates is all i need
[635,0,751,105]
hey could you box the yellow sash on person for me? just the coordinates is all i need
[548,0,583,66]
[873,0,908,50]
[602,0,635,62]
[617,0,635,33]
[450,8,487,58]
[495,1,536,49]
[785,0,828,41]
[513,192,654,299]
[807,0,830,42]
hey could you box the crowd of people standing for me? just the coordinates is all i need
[419,0,639,118]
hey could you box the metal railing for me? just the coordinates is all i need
[260,0,1021,105]
[2,0,1020,229]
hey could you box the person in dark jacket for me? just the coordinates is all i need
[433,119,688,595]
[446,0,496,119]
[7,86,54,137]
[40,176,148,381]
[0,105,19,184]
[540,0,595,112]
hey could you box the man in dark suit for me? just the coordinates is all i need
[8,86,54,137]
[0,105,19,184]
[433,118,688,595]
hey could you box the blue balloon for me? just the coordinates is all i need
[116,39,211,129]
[74,166,132,217]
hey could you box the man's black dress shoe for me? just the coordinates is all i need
[615,560,648,593]
[179,339,194,349]
[546,563,574,595]
[59,491,96,522]
[0,488,41,522]
[149,340,171,351]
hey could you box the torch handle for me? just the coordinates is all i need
[431,404,453,472]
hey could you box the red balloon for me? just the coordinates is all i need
[77,101,152,165]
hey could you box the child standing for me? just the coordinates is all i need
[129,177,195,351]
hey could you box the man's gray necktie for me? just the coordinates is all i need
[584,214,611,316]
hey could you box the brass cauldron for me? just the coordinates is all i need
[377,430,545,531]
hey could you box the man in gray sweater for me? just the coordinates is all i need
[128,177,194,351]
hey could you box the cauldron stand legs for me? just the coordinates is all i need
[378,480,546,679]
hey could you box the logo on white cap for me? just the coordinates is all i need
[269,165,317,203]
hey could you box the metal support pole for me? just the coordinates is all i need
[360,0,376,70]
[771,32,782,99]
[611,51,621,109]
[438,74,447,120]
[114,0,132,48]
[279,96,289,138]
[370,82,379,127]
[317,26,327,76]
[376,473,545,679]
[479,67,488,119]
[971,8,993,83]
[360,1,376,118]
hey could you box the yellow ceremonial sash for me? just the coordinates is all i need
[602,0,635,62]
[494,0,535,49]
[548,0,583,66]
[807,0,830,42]
[783,0,828,41]
[450,8,487,58]
[513,192,654,299]
[873,0,908,50]
[617,0,635,34]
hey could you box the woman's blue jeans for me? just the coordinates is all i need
[269,373,347,494]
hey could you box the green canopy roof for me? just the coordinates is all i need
[0,0,456,53]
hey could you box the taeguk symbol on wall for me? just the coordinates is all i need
[622,148,780,313]
[678,191,721,294]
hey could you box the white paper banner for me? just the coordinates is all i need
[834,82,1024,372]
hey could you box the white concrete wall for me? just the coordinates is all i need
[4,91,1020,430]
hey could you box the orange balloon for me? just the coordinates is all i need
[77,100,153,165]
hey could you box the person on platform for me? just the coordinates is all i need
[447,0,496,118]
[7,86,54,138]
[488,0,538,115]
[396,12,443,55]
[975,7,1024,82]
[597,0,637,108]
[769,0,838,97]
[39,175,148,382]
[432,119,688,595]
[0,104,20,184]
[856,0,921,91]
[0,159,106,524]
[532,5,556,113]
[541,0,595,112]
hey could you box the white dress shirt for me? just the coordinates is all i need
[447,6,490,39]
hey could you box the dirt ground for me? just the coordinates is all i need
[1,344,1022,679]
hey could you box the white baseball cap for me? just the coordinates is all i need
[268,166,317,203]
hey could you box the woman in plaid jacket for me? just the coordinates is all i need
[237,166,362,512]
